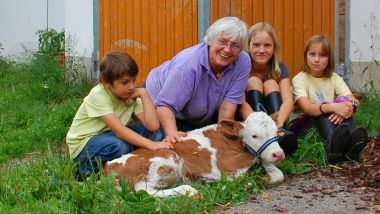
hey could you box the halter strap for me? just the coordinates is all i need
[244,136,279,162]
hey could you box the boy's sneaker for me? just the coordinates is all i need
[327,124,350,164]
[344,127,368,161]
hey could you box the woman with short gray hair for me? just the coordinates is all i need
[204,16,249,51]
[146,16,251,143]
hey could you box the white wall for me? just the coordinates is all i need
[350,0,380,62]
[65,0,94,58]
[0,0,94,58]
[0,0,64,56]
[348,0,380,91]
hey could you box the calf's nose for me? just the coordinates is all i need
[272,151,285,163]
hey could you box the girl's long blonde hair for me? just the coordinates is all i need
[248,22,281,80]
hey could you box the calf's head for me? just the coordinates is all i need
[242,112,284,163]
[220,112,284,164]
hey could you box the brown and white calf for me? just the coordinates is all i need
[104,112,285,197]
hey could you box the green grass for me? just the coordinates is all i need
[0,151,267,213]
[0,54,379,213]
[0,54,90,162]
[278,128,327,175]
[354,95,380,136]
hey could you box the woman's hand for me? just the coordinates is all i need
[163,131,187,144]
[148,141,174,150]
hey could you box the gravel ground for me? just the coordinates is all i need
[217,136,380,214]
[216,171,378,214]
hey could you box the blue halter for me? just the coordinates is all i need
[244,136,279,162]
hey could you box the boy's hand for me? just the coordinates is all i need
[124,88,147,105]
[149,141,174,150]
[131,88,147,98]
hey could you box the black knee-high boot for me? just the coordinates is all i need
[264,91,282,115]
[263,91,298,155]
[312,114,337,142]
[246,90,264,112]
[342,118,368,161]
[312,115,350,163]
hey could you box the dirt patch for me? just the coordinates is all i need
[335,136,380,190]
[217,136,380,214]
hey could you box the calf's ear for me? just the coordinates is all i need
[218,119,244,139]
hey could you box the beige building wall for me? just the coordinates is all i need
[349,62,380,91]
[348,1,380,92]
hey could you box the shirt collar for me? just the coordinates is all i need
[101,83,121,104]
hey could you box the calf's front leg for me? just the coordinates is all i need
[261,162,284,184]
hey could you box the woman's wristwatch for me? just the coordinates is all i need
[351,100,359,112]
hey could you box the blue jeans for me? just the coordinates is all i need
[75,122,164,174]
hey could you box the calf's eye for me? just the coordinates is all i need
[251,135,257,138]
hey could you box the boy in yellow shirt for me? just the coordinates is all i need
[66,51,173,178]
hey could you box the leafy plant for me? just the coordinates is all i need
[36,28,65,55]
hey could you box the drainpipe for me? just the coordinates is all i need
[92,0,100,83]
[198,0,211,43]
[46,0,49,29]
[335,0,341,76]
[344,0,351,82]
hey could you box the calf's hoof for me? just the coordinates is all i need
[269,172,284,184]
[180,185,199,197]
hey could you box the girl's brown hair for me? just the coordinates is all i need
[302,35,335,77]
[248,22,281,80]
[100,51,138,84]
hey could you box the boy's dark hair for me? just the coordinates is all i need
[100,51,138,84]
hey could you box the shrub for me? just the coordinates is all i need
[35,28,65,55]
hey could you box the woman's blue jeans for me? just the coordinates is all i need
[74,122,164,174]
